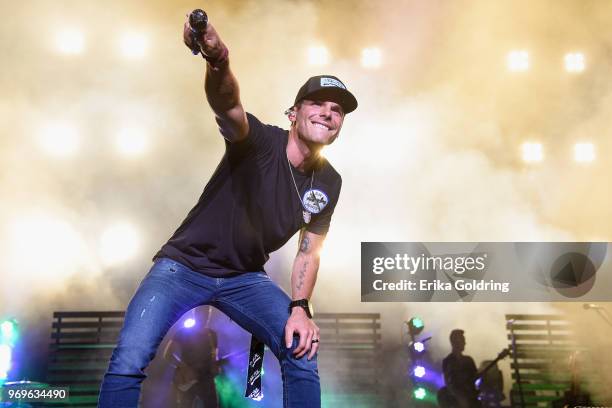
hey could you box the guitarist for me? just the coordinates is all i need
[440,329,480,408]
[163,307,219,408]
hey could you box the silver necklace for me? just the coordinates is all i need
[287,153,314,224]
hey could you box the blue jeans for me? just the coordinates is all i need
[98,258,320,408]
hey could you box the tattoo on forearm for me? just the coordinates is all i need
[299,236,311,253]
[296,260,309,290]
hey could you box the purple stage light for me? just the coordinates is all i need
[413,365,426,378]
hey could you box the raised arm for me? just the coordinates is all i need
[183,15,249,142]
[284,229,324,360]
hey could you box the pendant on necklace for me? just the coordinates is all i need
[303,210,311,224]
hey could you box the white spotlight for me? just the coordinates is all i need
[361,47,382,69]
[308,46,329,66]
[99,222,140,266]
[507,50,529,72]
[521,142,543,163]
[564,52,585,73]
[55,28,85,54]
[8,215,84,277]
[574,142,595,163]
[115,126,149,157]
[38,122,79,157]
[119,33,148,58]
[0,344,11,380]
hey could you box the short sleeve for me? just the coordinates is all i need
[306,176,342,235]
[226,113,278,159]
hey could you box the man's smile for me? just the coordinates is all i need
[311,121,331,130]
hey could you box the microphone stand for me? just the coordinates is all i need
[584,304,612,329]
[595,309,612,328]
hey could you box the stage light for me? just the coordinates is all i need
[411,317,424,329]
[413,341,425,353]
[99,222,140,266]
[0,321,17,346]
[414,387,427,400]
[574,142,595,163]
[115,126,149,157]
[413,365,426,378]
[407,317,425,337]
[0,319,18,382]
[565,52,585,73]
[183,318,196,328]
[38,122,79,157]
[0,322,13,339]
[8,215,84,276]
[119,33,148,58]
[507,50,529,72]
[521,142,543,163]
[361,47,382,69]
[0,344,11,380]
[55,28,85,54]
[308,46,329,66]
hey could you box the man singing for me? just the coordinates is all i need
[98,10,357,408]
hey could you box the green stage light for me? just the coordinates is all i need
[0,318,19,382]
[414,387,427,400]
[407,317,425,336]
[214,375,251,408]
[0,319,18,346]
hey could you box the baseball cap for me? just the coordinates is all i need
[292,75,358,114]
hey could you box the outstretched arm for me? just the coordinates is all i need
[183,15,249,142]
[284,230,324,360]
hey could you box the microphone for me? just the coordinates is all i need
[583,303,603,310]
[188,9,208,56]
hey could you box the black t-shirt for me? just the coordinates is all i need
[154,113,342,276]
[442,353,478,402]
[173,326,217,373]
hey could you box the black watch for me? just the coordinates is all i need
[289,299,314,318]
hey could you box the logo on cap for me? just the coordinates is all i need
[320,77,346,90]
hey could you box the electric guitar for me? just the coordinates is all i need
[437,348,510,408]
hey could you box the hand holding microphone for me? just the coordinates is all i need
[187,9,208,55]
[183,9,228,67]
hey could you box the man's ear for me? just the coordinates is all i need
[286,107,297,124]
